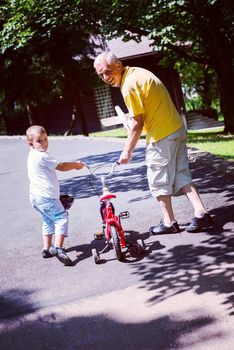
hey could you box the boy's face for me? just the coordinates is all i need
[31,132,48,152]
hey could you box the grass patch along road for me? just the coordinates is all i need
[90,127,234,161]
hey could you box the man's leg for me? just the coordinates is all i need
[156,195,176,225]
[180,183,206,217]
[149,195,181,234]
[180,183,213,232]
[147,129,183,234]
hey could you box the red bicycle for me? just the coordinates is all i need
[84,162,145,263]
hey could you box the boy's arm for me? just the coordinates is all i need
[56,161,84,171]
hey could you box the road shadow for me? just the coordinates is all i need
[190,161,234,202]
[0,289,37,319]
[129,231,234,316]
[59,147,148,200]
[0,293,221,350]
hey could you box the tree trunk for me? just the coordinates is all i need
[74,94,89,136]
[202,66,212,109]
[64,109,76,136]
[26,104,36,125]
[217,74,234,133]
[37,103,46,129]
[211,49,234,133]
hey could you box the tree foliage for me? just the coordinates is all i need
[0,0,103,133]
[0,0,233,133]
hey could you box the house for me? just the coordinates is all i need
[5,37,185,135]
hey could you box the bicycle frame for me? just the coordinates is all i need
[84,162,127,249]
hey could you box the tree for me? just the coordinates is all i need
[0,0,103,135]
[97,0,234,133]
[174,60,219,113]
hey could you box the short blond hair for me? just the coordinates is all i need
[26,125,46,143]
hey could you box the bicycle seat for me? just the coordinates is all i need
[100,193,116,201]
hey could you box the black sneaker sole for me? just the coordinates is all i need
[56,255,73,266]
[149,227,181,235]
[186,224,213,233]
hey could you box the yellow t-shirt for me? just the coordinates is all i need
[120,66,183,142]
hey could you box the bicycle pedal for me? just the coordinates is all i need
[119,211,130,219]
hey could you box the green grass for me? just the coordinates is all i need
[90,127,234,161]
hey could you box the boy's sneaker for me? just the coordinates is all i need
[41,248,53,258]
[49,246,73,266]
[186,213,213,232]
[149,220,181,235]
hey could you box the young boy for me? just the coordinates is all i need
[26,125,84,266]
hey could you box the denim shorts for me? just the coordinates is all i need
[146,127,192,197]
[30,195,68,236]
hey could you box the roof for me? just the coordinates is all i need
[106,36,155,60]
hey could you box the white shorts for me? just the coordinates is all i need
[146,127,192,197]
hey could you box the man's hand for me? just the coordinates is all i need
[118,114,144,164]
[118,150,132,164]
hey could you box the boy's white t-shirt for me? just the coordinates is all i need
[27,148,60,199]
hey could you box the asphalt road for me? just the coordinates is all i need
[0,136,233,350]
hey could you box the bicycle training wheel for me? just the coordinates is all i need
[110,225,122,261]
[91,248,100,264]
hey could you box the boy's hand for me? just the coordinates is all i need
[76,161,84,170]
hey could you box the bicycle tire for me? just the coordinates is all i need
[110,225,122,261]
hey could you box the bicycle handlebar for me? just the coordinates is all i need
[84,161,120,179]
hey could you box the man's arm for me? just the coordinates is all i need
[56,161,84,171]
[118,114,144,163]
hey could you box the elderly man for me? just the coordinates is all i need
[93,51,213,233]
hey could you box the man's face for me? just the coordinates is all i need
[95,60,123,87]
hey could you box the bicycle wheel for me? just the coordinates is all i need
[110,225,122,261]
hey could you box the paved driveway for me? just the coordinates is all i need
[0,136,233,350]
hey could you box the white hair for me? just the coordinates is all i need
[93,51,119,68]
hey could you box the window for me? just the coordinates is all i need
[94,85,115,122]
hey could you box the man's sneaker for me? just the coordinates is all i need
[49,246,73,266]
[149,220,181,235]
[186,213,213,233]
[41,248,53,258]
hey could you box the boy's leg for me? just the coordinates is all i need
[43,234,53,250]
[48,199,72,265]
[41,234,54,258]
[54,233,65,248]
[30,195,54,258]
